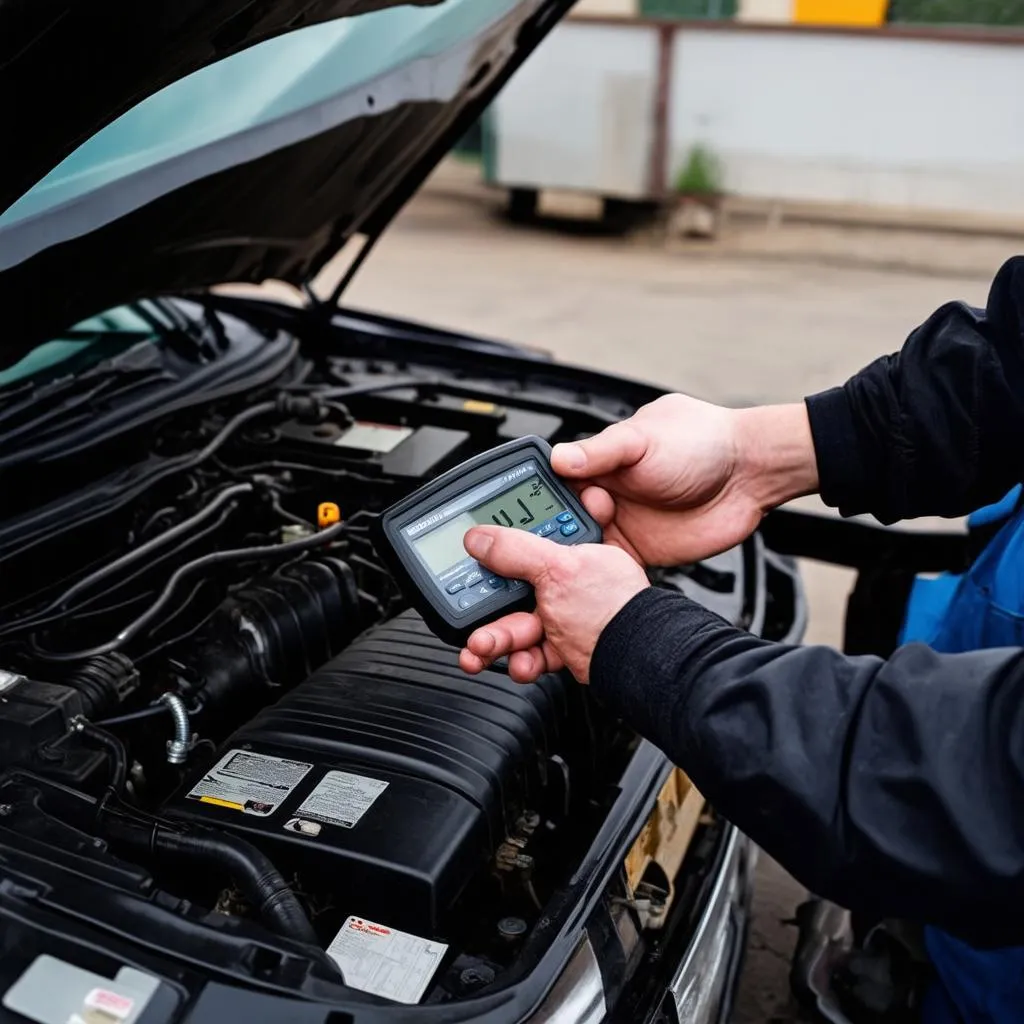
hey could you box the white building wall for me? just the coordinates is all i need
[668,27,1024,216]
[492,19,1024,218]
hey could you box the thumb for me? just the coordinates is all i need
[552,422,647,479]
[464,526,566,583]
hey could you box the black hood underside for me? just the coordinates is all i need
[8,103,454,349]
[1,0,444,214]
[2,0,570,361]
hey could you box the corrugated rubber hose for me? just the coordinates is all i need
[105,816,324,951]
[154,829,320,945]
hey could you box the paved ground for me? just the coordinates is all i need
[328,171,1014,1021]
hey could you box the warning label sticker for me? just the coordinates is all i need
[327,917,447,1005]
[187,750,312,817]
[0,670,24,694]
[294,770,388,829]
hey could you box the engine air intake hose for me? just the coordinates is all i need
[105,817,320,948]
[66,653,139,717]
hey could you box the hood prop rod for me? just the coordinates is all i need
[305,233,382,316]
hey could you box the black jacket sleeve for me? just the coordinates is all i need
[806,255,1024,523]
[591,588,1024,947]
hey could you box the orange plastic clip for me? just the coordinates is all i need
[317,502,341,529]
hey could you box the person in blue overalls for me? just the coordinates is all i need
[457,255,1024,1022]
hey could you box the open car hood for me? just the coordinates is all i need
[0,0,567,357]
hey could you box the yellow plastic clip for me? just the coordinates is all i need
[318,502,341,529]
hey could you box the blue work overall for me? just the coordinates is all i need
[899,485,1024,1023]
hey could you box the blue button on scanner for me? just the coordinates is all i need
[446,581,466,595]
[556,512,574,524]
[560,522,579,537]
[536,521,557,537]
[487,577,507,590]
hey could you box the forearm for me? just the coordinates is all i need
[732,403,819,510]
[591,588,1024,945]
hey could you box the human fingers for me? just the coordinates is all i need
[578,484,615,526]
[464,525,568,583]
[508,642,564,683]
[551,421,647,479]
[463,611,544,666]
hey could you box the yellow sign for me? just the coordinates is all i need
[794,0,888,25]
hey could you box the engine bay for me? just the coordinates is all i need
[0,299,802,1009]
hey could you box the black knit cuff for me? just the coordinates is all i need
[805,388,870,514]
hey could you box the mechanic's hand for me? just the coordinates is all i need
[550,394,818,566]
[458,527,649,684]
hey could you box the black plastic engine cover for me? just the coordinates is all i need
[164,611,569,935]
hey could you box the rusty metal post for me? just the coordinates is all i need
[648,21,675,200]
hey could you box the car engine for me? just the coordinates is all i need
[0,300,802,1005]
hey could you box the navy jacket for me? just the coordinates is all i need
[590,256,1024,947]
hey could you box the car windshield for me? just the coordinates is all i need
[0,306,158,388]
[0,0,521,275]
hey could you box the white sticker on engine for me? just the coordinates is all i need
[0,669,25,694]
[186,749,312,816]
[335,422,413,454]
[327,917,447,1004]
[294,770,388,829]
